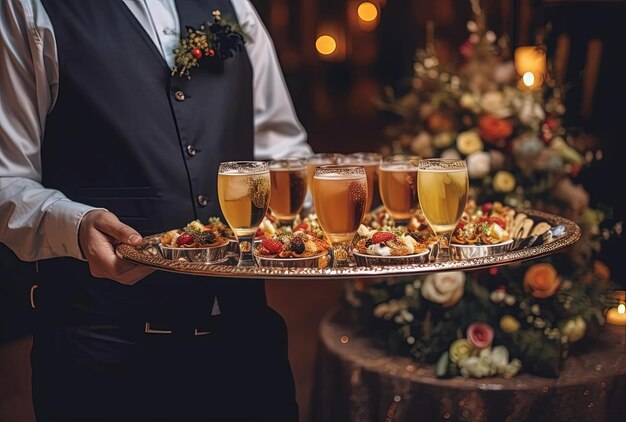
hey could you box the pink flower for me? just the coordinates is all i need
[466,322,494,349]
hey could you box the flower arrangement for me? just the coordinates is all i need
[345,4,621,380]
[345,257,610,378]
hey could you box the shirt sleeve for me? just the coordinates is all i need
[232,1,313,160]
[0,0,99,262]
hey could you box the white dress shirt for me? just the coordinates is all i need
[0,0,311,262]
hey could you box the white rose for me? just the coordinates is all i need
[421,271,466,308]
[491,346,509,374]
[562,317,586,343]
[441,148,462,160]
[480,91,512,118]
[466,151,491,179]
[459,93,480,112]
[517,95,546,127]
[456,130,484,155]
[433,132,455,149]
[493,61,516,84]
[411,132,434,157]
[458,356,492,378]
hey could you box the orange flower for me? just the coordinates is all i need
[593,260,610,281]
[427,111,455,133]
[478,114,513,143]
[523,263,560,299]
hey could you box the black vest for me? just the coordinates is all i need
[38,0,265,324]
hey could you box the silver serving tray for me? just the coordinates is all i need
[116,209,580,279]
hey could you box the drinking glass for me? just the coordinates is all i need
[378,154,420,227]
[312,165,367,267]
[217,161,270,266]
[417,158,468,262]
[269,158,307,228]
[306,153,344,196]
[344,152,382,215]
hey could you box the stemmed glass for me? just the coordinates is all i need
[312,165,367,267]
[378,154,420,227]
[417,158,468,262]
[269,158,307,228]
[343,152,382,216]
[217,161,270,266]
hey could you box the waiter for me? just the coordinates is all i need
[0,0,311,420]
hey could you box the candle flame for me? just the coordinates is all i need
[522,72,535,87]
[618,304,625,314]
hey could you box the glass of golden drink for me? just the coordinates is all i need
[344,152,382,216]
[312,165,367,267]
[217,161,270,266]
[269,158,307,228]
[378,154,420,227]
[306,153,344,197]
[417,158,468,262]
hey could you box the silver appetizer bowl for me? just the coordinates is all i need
[352,249,431,267]
[159,240,231,263]
[449,239,514,260]
[253,251,329,268]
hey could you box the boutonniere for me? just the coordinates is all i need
[172,10,246,79]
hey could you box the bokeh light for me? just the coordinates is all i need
[357,2,378,22]
[316,35,337,55]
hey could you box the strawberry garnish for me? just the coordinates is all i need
[490,216,506,229]
[477,216,505,229]
[176,233,194,246]
[371,232,396,244]
[481,202,493,214]
[260,238,283,254]
[293,222,309,232]
[455,220,467,231]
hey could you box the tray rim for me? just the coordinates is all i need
[115,209,581,280]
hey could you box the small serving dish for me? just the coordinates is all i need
[449,239,514,260]
[159,240,231,263]
[253,251,330,268]
[352,248,431,266]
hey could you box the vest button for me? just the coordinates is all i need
[197,195,208,207]
[186,145,197,156]
[174,90,185,101]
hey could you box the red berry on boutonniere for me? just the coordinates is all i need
[191,48,202,59]
[208,49,215,57]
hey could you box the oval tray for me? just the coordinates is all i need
[116,209,580,279]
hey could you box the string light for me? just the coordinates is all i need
[357,2,378,22]
[316,35,337,55]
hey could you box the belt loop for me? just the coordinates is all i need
[30,284,38,309]
[144,322,173,334]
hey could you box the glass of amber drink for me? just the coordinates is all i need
[269,158,307,228]
[344,152,382,216]
[218,161,270,266]
[312,165,367,267]
[306,153,344,197]
[417,158,468,262]
[378,155,420,227]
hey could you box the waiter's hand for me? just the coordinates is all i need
[78,210,155,285]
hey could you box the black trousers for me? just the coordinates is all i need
[31,306,297,421]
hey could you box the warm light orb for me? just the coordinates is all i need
[316,35,337,55]
[619,304,625,314]
[357,2,378,22]
[522,71,535,87]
